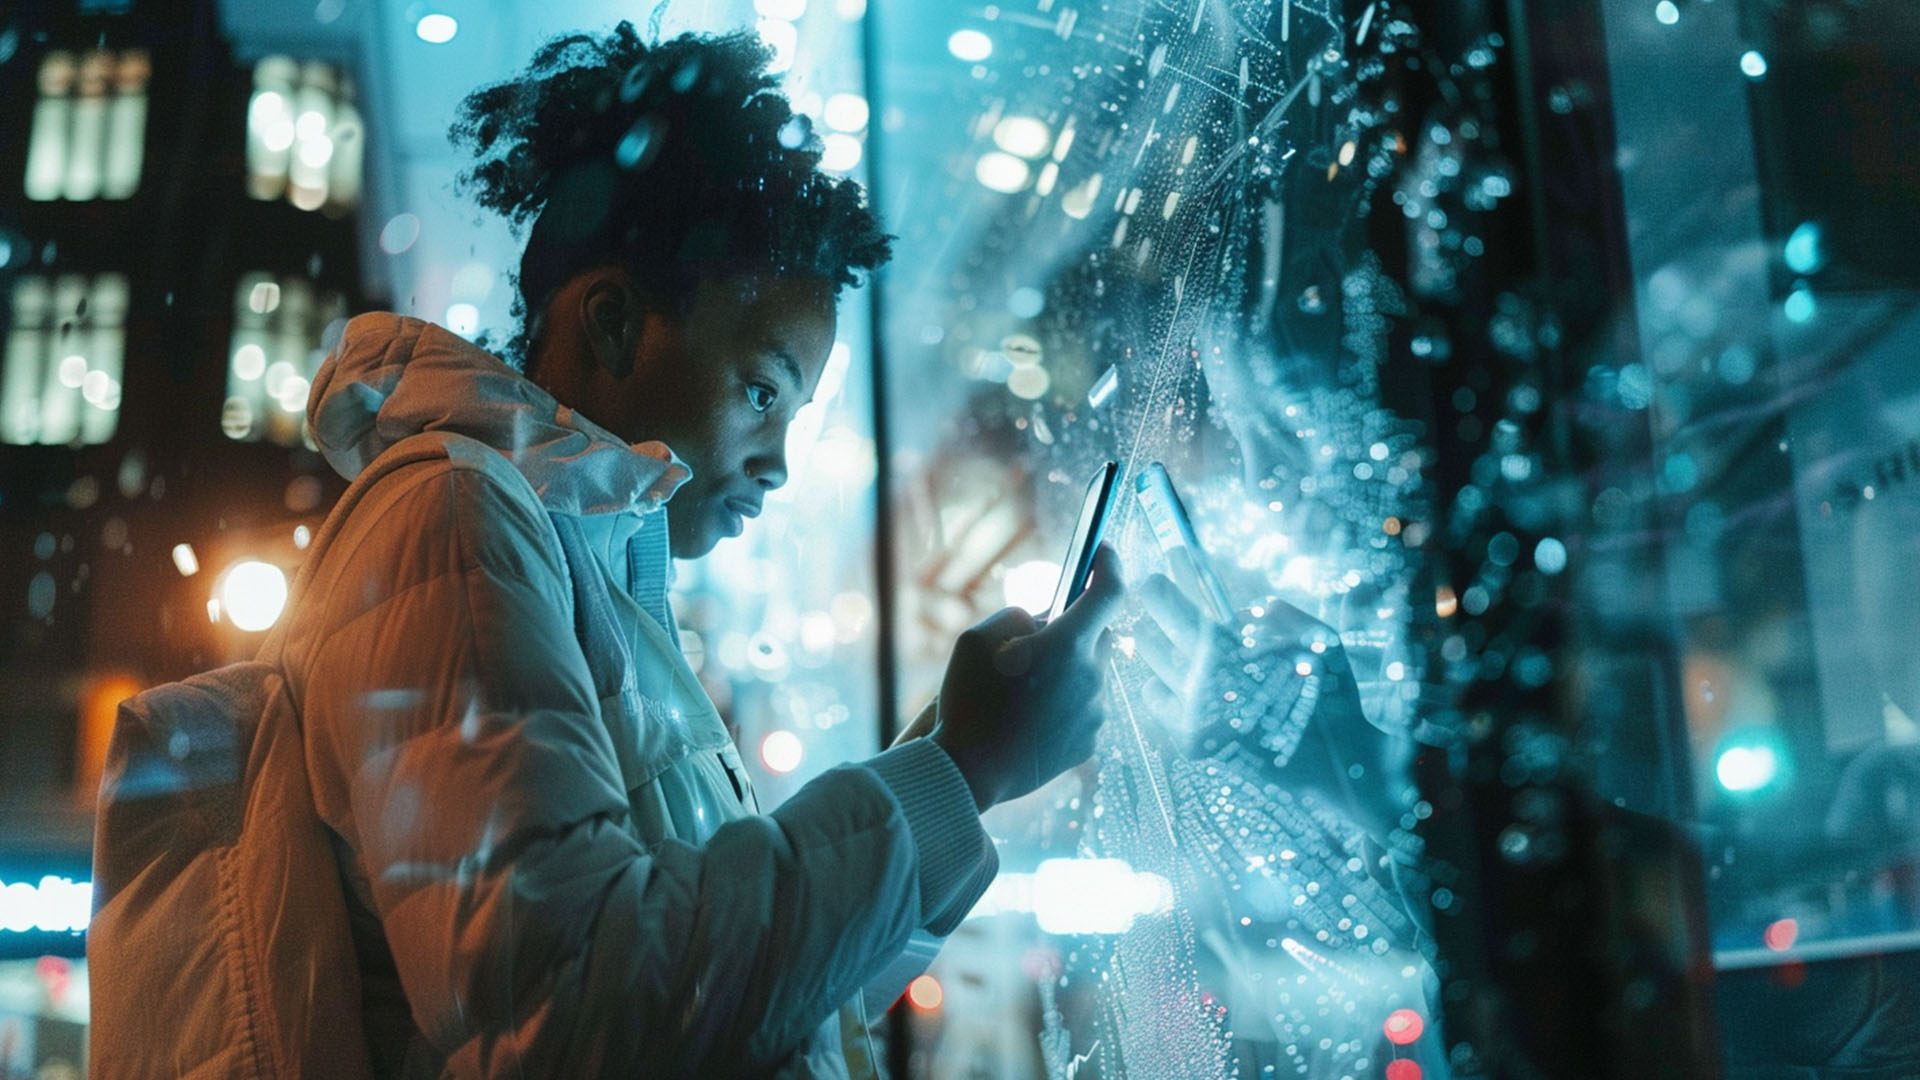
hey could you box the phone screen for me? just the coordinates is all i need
[1048,461,1119,621]
[1134,462,1234,624]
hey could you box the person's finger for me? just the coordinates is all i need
[954,606,1042,675]
[1132,616,1192,691]
[971,605,1040,643]
[1046,542,1127,648]
[1140,573,1206,655]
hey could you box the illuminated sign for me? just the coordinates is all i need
[0,876,92,935]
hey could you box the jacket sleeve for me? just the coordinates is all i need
[291,456,996,1078]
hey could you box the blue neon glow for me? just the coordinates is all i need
[1784,221,1824,275]
[1715,745,1778,793]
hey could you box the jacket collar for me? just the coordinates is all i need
[307,313,690,520]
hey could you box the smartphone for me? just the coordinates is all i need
[1134,462,1234,625]
[1047,461,1119,621]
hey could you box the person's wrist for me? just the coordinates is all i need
[930,728,996,813]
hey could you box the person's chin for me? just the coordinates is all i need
[672,503,742,560]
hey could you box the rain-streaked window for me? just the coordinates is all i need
[244,57,363,214]
[220,272,346,447]
[1,273,128,446]
[23,50,150,202]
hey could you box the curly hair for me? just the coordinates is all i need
[450,24,892,363]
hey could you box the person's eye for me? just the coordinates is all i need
[746,382,777,413]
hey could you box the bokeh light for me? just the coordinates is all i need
[1383,1008,1424,1045]
[414,13,458,44]
[217,560,289,633]
[760,729,804,774]
[947,29,992,62]
[907,974,944,1011]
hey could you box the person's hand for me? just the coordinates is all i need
[931,544,1127,811]
[1135,574,1412,840]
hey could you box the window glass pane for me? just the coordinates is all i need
[244,57,359,213]
[2,277,52,444]
[24,52,75,201]
[222,272,345,446]
[100,50,150,200]
[873,4,1443,1076]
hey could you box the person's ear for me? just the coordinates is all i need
[581,274,638,379]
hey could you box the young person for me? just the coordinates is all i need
[104,27,1123,1079]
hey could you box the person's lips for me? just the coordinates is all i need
[725,497,763,520]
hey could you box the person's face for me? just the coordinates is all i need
[609,273,837,558]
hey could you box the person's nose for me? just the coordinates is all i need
[747,439,788,491]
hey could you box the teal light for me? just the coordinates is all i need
[1714,730,1789,795]
[1784,221,1825,275]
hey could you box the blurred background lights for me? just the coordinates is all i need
[947,29,992,62]
[445,302,480,337]
[1534,536,1568,574]
[1764,917,1799,952]
[216,559,289,632]
[1385,1061,1423,1080]
[379,212,421,255]
[906,974,944,1011]
[1784,221,1825,275]
[1715,743,1778,793]
[823,93,868,132]
[449,261,493,300]
[1784,286,1817,324]
[1030,858,1173,935]
[992,116,1051,158]
[0,876,92,934]
[1003,559,1061,615]
[414,13,458,44]
[974,151,1031,193]
[755,0,807,17]
[249,90,295,151]
[820,132,862,172]
[758,19,798,74]
[1006,364,1050,400]
[759,729,803,774]
[1383,1008,1425,1045]
[276,375,310,413]
[170,543,199,577]
[1654,1,1679,25]
[1740,50,1768,79]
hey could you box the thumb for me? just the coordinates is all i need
[1046,542,1127,649]
[973,605,1041,643]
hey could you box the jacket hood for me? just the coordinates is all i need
[308,313,689,518]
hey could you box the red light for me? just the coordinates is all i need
[1763,918,1798,952]
[907,974,944,1011]
[1384,1008,1425,1045]
[1386,1061,1422,1080]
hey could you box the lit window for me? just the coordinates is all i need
[222,272,347,447]
[24,49,150,201]
[246,57,362,214]
[2,273,129,446]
